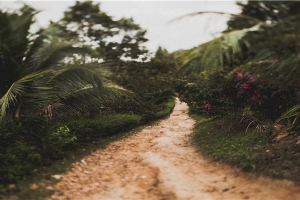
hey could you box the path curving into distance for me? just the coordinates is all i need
[50,98,300,200]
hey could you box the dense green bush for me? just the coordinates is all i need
[67,98,175,144]
[66,114,142,143]
[0,118,77,184]
[176,72,239,117]
[177,70,297,122]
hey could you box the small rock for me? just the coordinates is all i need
[52,174,63,179]
[46,186,54,190]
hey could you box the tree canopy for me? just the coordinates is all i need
[57,1,149,63]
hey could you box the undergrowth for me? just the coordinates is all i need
[192,115,300,184]
[0,98,175,199]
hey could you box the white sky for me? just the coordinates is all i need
[0,0,241,54]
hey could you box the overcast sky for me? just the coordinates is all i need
[0,1,241,54]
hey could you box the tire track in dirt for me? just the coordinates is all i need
[50,98,300,200]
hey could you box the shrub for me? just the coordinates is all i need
[0,119,76,184]
[43,126,77,159]
[177,72,240,117]
[66,114,142,143]
[177,70,298,122]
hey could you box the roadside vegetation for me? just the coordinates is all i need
[176,1,300,184]
[192,116,300,185]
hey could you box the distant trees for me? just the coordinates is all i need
[57,1,149,63]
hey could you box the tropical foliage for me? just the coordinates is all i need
[0,3,174,188]
[176,1,300,183]
[176,1,300,131]
[0,5,130,122]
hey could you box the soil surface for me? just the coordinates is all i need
[50,98,300,200]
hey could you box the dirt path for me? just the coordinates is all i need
[50,98,300,200]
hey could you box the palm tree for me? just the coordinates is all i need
[0,5,129,121]
[176,2,300,83]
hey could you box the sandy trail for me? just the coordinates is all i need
[50,98,300,200]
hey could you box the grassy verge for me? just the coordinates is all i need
[154,100,175,119]
[192,115,300,185]
[1,98,175,199]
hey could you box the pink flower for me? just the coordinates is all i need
[240,83,251,90]
[236,71,243,78]
[204,103,211,111]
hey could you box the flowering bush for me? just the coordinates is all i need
[177,70,297,121]
[177,72,239,116]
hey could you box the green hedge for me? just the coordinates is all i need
[0,118,76,185]
[67,114,142,143]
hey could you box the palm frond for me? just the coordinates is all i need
[274,104,300,133]
[50,65,105,92]
[262,54,300,87]
[45,64,132,117]
[170,11,262,24]
[231,50,300,88]
[0,6,37,95]
[28,41,94,72]
[0,70,53,118]
[177,24,261,77]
